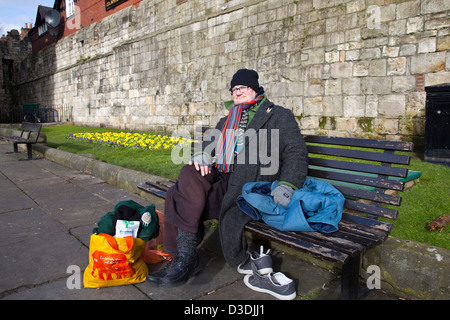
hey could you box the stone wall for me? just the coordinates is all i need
[12,0,450,139]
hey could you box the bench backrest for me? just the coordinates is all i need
[304,135,413,233]
[20,122,42,142]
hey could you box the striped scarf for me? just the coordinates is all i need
[215,94,265,173]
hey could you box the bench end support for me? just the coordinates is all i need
[341,254,360,300]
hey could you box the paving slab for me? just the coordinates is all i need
[1,278,150,300]
[0,207,87,294]
[0,178,36,212]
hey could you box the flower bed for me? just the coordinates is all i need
[68,131,195,150]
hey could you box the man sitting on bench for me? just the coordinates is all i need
[148,69,308,287]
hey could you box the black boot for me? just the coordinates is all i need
[147,227,204,286]
[147,259,173,286]
[158,228,202,287]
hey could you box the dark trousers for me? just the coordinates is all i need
[163,164,230,254]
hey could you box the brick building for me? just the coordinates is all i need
[29,0,142,52]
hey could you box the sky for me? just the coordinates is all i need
[0,0,55,35]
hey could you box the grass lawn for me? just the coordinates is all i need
[385,156,450,250]
[42,125,189,180]
[42,125,450,250]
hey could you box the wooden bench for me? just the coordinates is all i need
[1,122,42,160]
[138,131,414,300]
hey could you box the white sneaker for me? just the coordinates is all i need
[243,264,296,300]
[237,245,273,275]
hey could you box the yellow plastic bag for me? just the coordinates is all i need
[83,233,148,288]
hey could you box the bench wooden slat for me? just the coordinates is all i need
[326,224,386,248]
[332,230,379,248]
[157,180,176,189]
[145,181,170,191]
[21,122,42,132]
[334,185,401,206]
[284,229,366,256]
[344,199,398,219]
[3,137,30,143]
[333,228,385,249]
[138,183,167,198]
[341,212,392,232]
[251,218,385,253]
[307,145,411,165]
[308,157,409,178]
[309,168,405,191]
[245,221,350,264]
[304,135,414,152]
[337,221,388,245]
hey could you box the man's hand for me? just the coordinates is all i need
[271,184,294,207]
[191,163,212,176]
[189,153,212,176]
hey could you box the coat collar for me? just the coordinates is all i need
[221,97,274,133]
[247,98,274,131]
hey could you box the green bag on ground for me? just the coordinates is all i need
[93,200,159,241]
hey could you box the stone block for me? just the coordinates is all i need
[330,62,353,78]
[399,117,425,136]
[313,0,334,10]
[407,16,424,34]
[369,59,387,76]
[365,95,378,117]
[308,82,324,96]
[325,50,340,63]
[305,47,325,65]
[342,78,361,95]
[323,95,343,116]
[387,57,407,75]
[360,48,381,59]
[400,44,417,56]
[300,116,320,130]
[345,49,360,61]
[353,61,369,77]
[336,117,358,134]
[425,18,450,31]
[406,91,426,117]
[382,46,399,57]
[374,118,399,135]
[361,77,391,94]
[392,76,416,92]
[389,19,406,36]
[378,94,405,117]
[397,1,420,19]
[421,0,450,14]
[425,71,450,87]
[346,0,365,13]
[324,79,341,95]
[437,35,450,51]
[418,37,437,53]
[447,51,450,71]
[303,97,323,116]
[411,52,446,73]
[343,95,365,117]
[345,28,361,42]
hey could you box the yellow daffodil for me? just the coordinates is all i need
[68,131,196,151]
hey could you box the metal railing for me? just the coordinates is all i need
[0,104,73,123]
